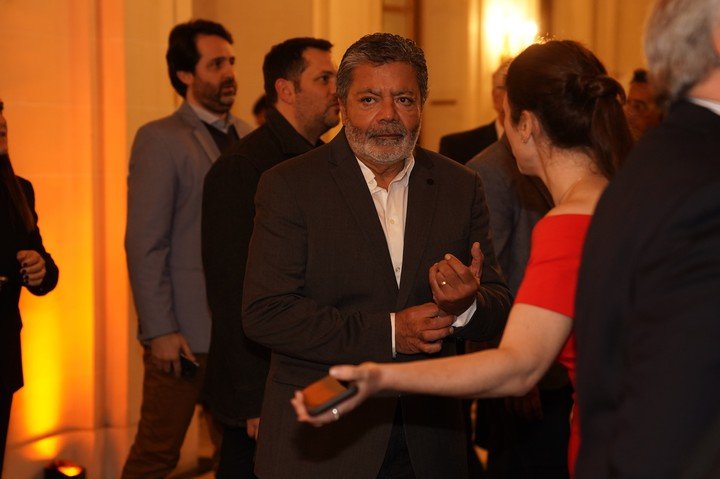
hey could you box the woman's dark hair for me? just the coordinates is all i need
[1,153,34,233]
[506,40,633,178]
[166,19,234,98]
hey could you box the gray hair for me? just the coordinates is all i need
[645,0,720,103]
[492,57,513,88]
[337,33,429,105]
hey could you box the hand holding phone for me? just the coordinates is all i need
[302,375,358,416]
[179,353,199,379]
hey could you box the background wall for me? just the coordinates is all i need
[0,0,654,476]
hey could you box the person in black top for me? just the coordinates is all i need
[0,97,59,476]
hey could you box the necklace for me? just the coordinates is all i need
[557,176,585,205]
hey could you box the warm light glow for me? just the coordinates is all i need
[57,465,85,477]
[17,299,62,438]
[5,0,99,458]
[483,0,539,62]
[29,436,60,459]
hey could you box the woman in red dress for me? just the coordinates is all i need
[292,40,633,475]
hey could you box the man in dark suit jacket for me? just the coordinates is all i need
[438,59,511,164]
[0,98,59,475]
[202,37,340,478]
[575,1,720,477]
[242,33,511,479]
[439,120,498,164]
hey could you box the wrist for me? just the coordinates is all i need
[374,363,392,392]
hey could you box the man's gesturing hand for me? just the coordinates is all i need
[395,302,454,354]
[429,242,483,316]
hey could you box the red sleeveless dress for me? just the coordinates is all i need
[515,214,592,477]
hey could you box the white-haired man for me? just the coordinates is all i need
[575,0,720,477]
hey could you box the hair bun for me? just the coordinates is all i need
[567,74,623,101]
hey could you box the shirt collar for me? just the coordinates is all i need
[357,155,415,191]
[187,101,236,133]
[264,107,320,155]
[688,97,720,117]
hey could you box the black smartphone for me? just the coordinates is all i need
[303,375,358,416]
[179,354,199,379]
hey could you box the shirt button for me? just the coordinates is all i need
[390,218,396,224]
[395,266,401,272]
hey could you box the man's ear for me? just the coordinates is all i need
[276,78,295,105]
[338,100,348,126]
[176,70,194,87]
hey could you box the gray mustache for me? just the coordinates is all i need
[367,125,406,138]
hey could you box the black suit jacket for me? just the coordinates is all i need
[202,108,320,426]
[242,130,512,479]
[575,101,720,478]
[0,177,58,393]
[439,120,498,164]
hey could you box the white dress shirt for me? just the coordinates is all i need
[356,156,476,355]
[188,101,236,133]
[689,97,720,117]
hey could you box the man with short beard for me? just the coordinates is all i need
[202,37,340,478]
[242,33,511,479]
[123,19,251,478]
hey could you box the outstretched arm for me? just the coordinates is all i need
[293,302,572,426]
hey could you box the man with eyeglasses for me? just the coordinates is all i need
[624,68,663,140]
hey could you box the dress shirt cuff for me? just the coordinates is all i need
[390,312,396,358]
[453,299,477,328]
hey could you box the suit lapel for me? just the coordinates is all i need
[397,148,437,308]
[194,128,221,163]
[327,131,399,294]
[177,102,222,163]
[230,115,252,138]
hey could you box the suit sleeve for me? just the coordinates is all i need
[242,170,393,365]
[20,180,58,296]
[202,155,269,416]
[606,181,720,477]
[467,153,515,284]
[203,156,257,336]
[453,172,513,342]
[124,126,179,341]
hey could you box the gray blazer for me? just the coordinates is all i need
[125,101,251,353]
[466,135,553,294]
[466,137,571,392]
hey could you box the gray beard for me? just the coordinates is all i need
[345,120,420,165]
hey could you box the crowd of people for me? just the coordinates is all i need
[1,0,719,478]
